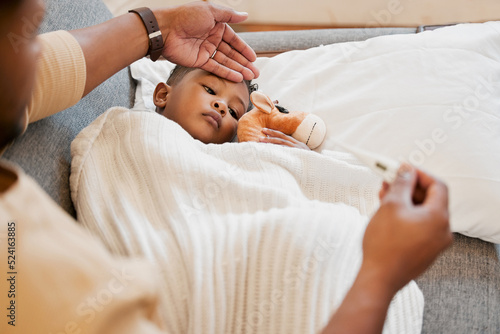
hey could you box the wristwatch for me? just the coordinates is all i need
[129,7,164,61]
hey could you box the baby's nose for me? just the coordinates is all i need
[212,100,228,115]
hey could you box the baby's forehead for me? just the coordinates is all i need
[189,69,237,85]
[187,68,212,79]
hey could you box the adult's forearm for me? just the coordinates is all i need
[320,264,396,334]
[70,12,149,97]
[70,2,258,96]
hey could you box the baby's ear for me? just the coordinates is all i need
[250,91,276,114]
[153,82,171,108]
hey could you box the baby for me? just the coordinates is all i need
[154,65,311,150]
[153,65,256,145]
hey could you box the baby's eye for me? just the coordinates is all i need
[229,108,239,120]
[204,86,215,95]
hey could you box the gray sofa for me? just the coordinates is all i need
[4,0,499,332]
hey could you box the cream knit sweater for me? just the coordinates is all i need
[1,31,167,334]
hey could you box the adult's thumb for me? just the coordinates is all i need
[210,3,249,24]
[385,162,417,204]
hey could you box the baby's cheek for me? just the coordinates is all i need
[225,121,238,142]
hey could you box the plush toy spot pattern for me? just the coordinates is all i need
[237,91,326,149]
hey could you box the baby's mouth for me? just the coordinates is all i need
[203,111,222,129]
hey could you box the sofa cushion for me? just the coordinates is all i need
[416,233,500,333]
[239,27,416,55]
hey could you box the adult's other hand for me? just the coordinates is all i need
[363,163,453,292]
[321,164,452,334]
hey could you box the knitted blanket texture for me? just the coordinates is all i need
[70,107,424,334]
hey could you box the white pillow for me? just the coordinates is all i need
[129,22,500,243]
[129,57,176,112]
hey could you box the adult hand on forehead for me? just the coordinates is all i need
[156,1,260,82]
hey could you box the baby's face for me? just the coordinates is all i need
[155,69,250,144]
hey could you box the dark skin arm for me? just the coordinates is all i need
[321,163,452,334]
[69,1,259,97]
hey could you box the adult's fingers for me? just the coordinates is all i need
[382,163,417,206]
[415,167,440,190]
[378,181,390,201]
[216,40,260,79]
[202,60,244,83]
[211,44,256,81]
[415,168,452,250]
[221,24,257,64]
[418,170,449,211]
[209,3,250,24]
[202,26,259,82]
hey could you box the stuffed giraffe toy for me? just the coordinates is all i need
[237,91,326,149]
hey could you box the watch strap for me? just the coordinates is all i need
[129,7,164,61]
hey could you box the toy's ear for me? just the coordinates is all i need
[250,91,276,114]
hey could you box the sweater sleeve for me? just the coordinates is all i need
[27,30,86,123]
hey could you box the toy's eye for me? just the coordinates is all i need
[204,86,215,95]
[276,105,289,114]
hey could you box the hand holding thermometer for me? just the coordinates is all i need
[334,141,401,184]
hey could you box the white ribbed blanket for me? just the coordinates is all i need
[70,107,423,334]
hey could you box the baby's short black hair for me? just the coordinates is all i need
[167,65,258,112]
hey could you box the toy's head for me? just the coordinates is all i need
[237,91,326,149]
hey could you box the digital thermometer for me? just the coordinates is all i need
[334,141,401,184]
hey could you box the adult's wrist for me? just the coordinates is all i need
[358,261,402,298]
[128,7,164,61]
[320,261,398,334]
[151,7,170,35]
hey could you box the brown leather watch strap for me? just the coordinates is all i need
[129,7,164,61]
